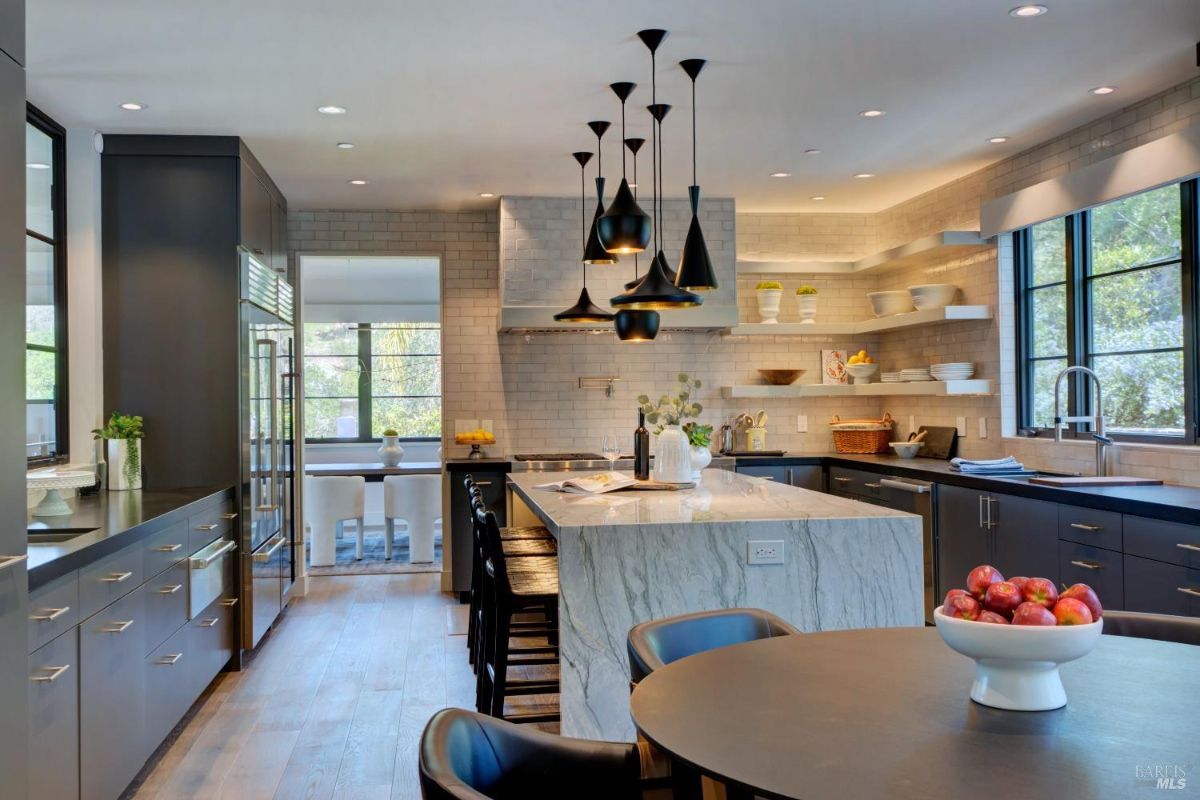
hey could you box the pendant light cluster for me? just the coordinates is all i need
[555,151,614,323]
[554,27,717,341]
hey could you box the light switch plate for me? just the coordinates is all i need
[796,415,808,433]
[956,416,967,437]
[747,540,785,565]
[978,417,988,439]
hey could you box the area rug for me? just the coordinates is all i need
[304,526,443,576]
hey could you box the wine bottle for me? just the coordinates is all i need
[634,410,650,480]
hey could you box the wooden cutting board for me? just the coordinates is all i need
[1028,476,1163,487]
[916,426,958,460]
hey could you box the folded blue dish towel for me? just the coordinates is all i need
[949,456,1028,474]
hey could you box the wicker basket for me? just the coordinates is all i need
[829,412,894,454]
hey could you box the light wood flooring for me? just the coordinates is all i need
[126,573,549,800]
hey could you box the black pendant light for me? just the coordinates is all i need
[610,29,701,311]
[675,58,718,291]
[555,151,615,323]
[583,121,618,265]
[615,136,660,341]
[651,100,679,285]
[597,82,652,255]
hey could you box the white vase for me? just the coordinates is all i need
[377,435,405,467]
[796,294,818,324]
[757,290,783,324]
[689,445,712,480]
[107,439,143,491]
[653,426,693,484]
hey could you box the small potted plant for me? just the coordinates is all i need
[92,412,144,491]
[378,427,405,467]
[795,284,818,324]
[756,281,784,323]
[683,422,714,479]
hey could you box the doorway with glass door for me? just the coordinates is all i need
[299,255,443,575]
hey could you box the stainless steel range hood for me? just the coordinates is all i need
[497,305,738,333]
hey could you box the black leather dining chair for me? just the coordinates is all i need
[418,707,642,800]
[1102,610,1200,646]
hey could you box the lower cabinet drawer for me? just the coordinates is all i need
[1124,515,1200,568]
[1057,506,1122,552]
[79,544,143,620]
[28,571,79,654]
[143,559,189,655]
[828,467,884,499]
[1123,554,1200,617]
[29,629,79,800]
[1058,541,1123,610]
[188,592,236,690]
[143,521,189,579]
[144,624,195,750]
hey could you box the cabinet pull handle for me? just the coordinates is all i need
[197,618,220,628]
[30,664,71,683]
[158,584,183,595]
[219,598,239,607]
[761,476,776,481]
[786,468,793,485]
[978,495,986,529]
[1069,560,1105,570]
[219,512,238,520]
[101,571,133,583]
[0,554,27,571]
[864,482,882,489]
[191,539,236,569]
[31,606,70,622]
[833,477,851,484]
[984,497,998,530]
[195,523,220,531]
[1069,523,1103,532]
[253,534,286,562]
[474,481,493,486]
[1177,587,1200,598]
[156,543,183,552]
[1176,543,1200,553]
[102,620,134,634]
[157,653,183,666]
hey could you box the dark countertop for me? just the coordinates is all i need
[27,486,234,590]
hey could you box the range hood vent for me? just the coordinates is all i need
[498,305,737,334]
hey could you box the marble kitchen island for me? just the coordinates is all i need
[506,469,924,741]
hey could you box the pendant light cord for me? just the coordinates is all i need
[691,77,697,185]
[650,48,658,257]
[621,101,627,179]
[581,162,588,287]
[632,149,639,279]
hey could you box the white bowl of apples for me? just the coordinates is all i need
[934,565,1104,712]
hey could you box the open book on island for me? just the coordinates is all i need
[533,471,693,494]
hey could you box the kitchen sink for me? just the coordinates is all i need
[28,528,98,544]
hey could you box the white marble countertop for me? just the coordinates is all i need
[507,469,914,535]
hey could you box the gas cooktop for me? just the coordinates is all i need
[512,453,605,461]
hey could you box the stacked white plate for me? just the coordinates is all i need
[930,362,975,381]
[881,372,904,383]
[900,368,933,382]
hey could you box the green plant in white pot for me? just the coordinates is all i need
[795,285,818,324]
[638,374,704,484]
[378,427,405,468]
[683,422,714,480]
[92,412,144,491]
[756,280,784,324]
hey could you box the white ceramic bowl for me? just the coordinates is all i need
[933,606,1103,711]
[889,441,923,459]
[845,363,879,383]
[867,290,915,317]
[908,284,959,310]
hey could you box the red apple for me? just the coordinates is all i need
[977,610,1010,624]
[1053,597,1094,626]
[1021,577,1059,609]
[1060,583,1103,620]
[966,565,1005,600]
[1008,576,1030,594]
[944,588,969,606]
[943,594,981,621]
[983,581,1023,618]
[1012,601,1057,626]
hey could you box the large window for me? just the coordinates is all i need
[1016,180,1198,443]
[304,322,441,442]
[26,106,68,464]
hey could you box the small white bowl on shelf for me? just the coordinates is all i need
[908,284,959,310]
[933,606,1103,711]
[890,441,923,458]
[866,290,915,317]
[845,363,879,383]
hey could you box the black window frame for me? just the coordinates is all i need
[1015,179,1200,445]
[26,104,69,466]
[304,321,442,444]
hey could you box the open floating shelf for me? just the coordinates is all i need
[721,379,992,399]
[736,231,991,276]
[725,305,991,336]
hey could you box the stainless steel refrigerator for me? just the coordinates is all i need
[240,250,296,649]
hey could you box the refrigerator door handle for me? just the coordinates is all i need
[257,338,280,522]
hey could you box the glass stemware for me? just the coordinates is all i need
[601,433,621,472]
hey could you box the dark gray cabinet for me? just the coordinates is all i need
[450,469,508,594]
[1058,540,1123,609]
[736,464,824,491]
[828,466,884,500]
[935,484,1057,590]
[144,559,189,655]
[29,630,78,800]
[80,586,147,800]
[239,164,274,260]
[1124,555,1200,616]
[936,484,992,592]
[144,624,192,750]
[0,0,23,66]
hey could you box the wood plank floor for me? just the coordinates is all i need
[126,573,549,800]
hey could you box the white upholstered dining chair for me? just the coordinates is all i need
[305,475,366,566]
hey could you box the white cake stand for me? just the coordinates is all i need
[28,471,95,517]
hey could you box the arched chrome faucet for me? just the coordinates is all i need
[1052,366,1112,476]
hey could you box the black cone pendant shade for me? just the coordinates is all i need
[675,58,718,291]
[598,82,652,255]
[623,137,649,291]
[555,151,614,323]
[614,136,660,340]
[583,121,617,265]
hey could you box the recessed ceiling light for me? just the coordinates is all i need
[318,105,347,115]
[854,173,876,179]
[810,196,826,201]
[859,109,886,118]
[26,162,50,170]
[804,148,822,155]
[336,142,355,149]
[987,136,1010,144]
[348,179,368,185]
[769,172,791,178]
[1009,4,1048,17]
[120,102,145,111]
[478,192,496,198]
[1090,86,1116,95]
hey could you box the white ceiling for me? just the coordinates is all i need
[302,256,440,305]
[25,0,1200,213]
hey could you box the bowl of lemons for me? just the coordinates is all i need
[845,350,878,383]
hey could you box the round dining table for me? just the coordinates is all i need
[630,627,1199,800]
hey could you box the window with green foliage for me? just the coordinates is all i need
[1015,180,1198,442]
[304,322,441,441]
[26,106,68,464]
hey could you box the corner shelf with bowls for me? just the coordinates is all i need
[725,304,992,337]
[721,379,991,400]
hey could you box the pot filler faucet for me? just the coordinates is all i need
[1052,366,1112,477]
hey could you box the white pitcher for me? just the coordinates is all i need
[653,425,693,484]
